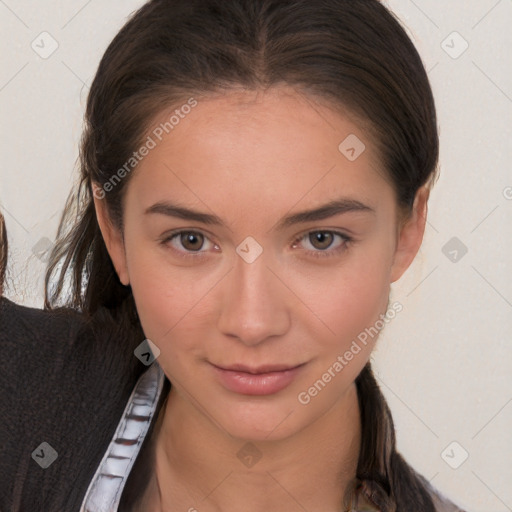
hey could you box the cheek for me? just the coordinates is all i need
[337,264,391,337]
[294,244,393,350]
[123,240,207,344]
[292,253,392,410]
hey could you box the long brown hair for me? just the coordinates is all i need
[44,0,440,509]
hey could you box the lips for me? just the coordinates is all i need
[212,362,304,374]
[210,361,306,395]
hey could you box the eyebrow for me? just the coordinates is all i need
[144,197,376,231]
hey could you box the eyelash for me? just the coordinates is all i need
[159,229,353,260]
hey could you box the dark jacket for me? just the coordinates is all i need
[0,296,466,511]
[0,296,168,511]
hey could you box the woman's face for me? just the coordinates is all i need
[95,86,427,441]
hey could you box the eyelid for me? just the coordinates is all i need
[159,229,218,260]
[160,228,353,259]
[291,229,353,258]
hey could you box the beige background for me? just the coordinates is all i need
[1,1,511,510]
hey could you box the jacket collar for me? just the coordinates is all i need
[79,360,165,511]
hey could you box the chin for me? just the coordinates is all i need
[212,398,305,442]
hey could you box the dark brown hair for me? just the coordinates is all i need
[44,0,440,509]
[0,212,7,295]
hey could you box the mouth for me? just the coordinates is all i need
[209,361,306,396]
[213,362,304,374]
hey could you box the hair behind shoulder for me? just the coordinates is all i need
[354,363,437,511]
[0,211,7,295]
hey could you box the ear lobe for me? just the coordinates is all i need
[390,186,430,283]
[91,183,130,286]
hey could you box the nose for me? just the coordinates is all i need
[216,249,290,347]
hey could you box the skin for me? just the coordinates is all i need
[93,86,429,511]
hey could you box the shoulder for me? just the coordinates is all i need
[0,295,109,395]
[0,295,84,355]
[0,295,142,381]
[0,296,88,403]
[0,296,146,511]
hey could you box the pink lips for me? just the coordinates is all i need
[210,362,305,395]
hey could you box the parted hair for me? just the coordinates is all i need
[42,0,440,509]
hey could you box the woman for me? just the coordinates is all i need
[0,0,468,510]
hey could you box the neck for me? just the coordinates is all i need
[148,382,362,512]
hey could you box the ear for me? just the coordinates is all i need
[91,183,130,286]
[390,185,430,283]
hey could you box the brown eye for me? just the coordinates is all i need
[291,230,352,259]
[180,232,204,251]
[309,231,334,250]
[160,230,218,260]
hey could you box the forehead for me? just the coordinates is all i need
[127,86,394,220]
